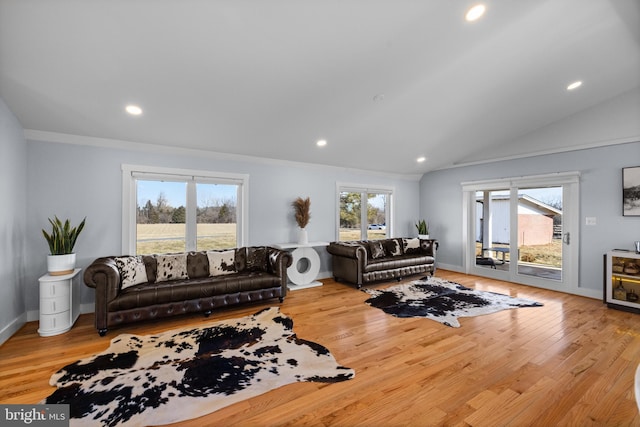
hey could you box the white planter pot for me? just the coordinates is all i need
[418,234,430,240]
[47,253,76,276]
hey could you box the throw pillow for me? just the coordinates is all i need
[384,239,402,256]
[368,241,386,259]
[155,254,189,282]
[207,250,237,276]
[114,256,149,290]
[246,247,268,271]
[403,238,421,254]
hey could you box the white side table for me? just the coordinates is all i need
[38,268,81,337]
[273,242,328,290]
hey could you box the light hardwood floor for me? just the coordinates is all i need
[1,270,639,426]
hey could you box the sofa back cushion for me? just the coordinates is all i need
[187,251,210,279]
[142,255,157,283]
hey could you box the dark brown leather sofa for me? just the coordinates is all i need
[327,238,438,288]
[84,246,292,336]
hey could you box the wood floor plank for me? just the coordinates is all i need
[1,270,639,426]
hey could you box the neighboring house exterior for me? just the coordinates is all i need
[476,195,561,246]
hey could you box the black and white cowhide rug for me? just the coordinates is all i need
[363,276,543,327]
[42,307,354,427]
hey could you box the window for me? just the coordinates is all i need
[122,165,248,254]
[337,183,393,241]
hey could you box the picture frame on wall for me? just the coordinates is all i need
[622,166,640,216]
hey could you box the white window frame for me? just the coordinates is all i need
[461,171,585,295]
[336,182,394,240]
[122,164,249,254]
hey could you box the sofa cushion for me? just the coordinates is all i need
[156,254,189,282]
[368,241,386,259]
[114,256,148,290]
[207,250,237,276]
[110,272,281,311]
[364,255,435,273]
[186,252,209,279]
[142,255,158,283]
[403,238,421,254]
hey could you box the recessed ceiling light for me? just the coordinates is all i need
[316,139,327,147]
[465,4,486,22]
[417,156,427,163]
[566,81,583,91]
[125,105,143,115]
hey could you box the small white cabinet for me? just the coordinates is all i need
[605,250,640,313]
[38,268,81,336]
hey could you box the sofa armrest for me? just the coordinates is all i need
[326,242,367,262]
[267,247,293,294]
[84,257,121,304]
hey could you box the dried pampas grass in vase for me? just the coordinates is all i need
[292,197,311,244]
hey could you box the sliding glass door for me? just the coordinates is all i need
[463,173,579,292]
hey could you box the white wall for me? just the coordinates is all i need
[23,138,421,315]
[0,98,27,344]
[420,141,640,294]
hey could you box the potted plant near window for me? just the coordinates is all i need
[415,219,429,239]
[42,216,86,276]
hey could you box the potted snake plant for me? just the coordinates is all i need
[415,219,429,239]
[42,216,86,276]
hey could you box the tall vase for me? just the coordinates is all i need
[298,228,308,245]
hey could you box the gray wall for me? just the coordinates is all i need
[24,139,421,316]
[0,98,27,343]
[419,141,640,293]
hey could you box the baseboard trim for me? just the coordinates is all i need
[0,313,27,346]
[436,263,601,300]
[436,263,464,273]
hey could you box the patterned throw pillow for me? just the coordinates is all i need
[368,241,386,259]
[403,238,421,254]
[114,256,149,290]
[384,239,402,256]
[155,254,189,282]
[207,250,237,276]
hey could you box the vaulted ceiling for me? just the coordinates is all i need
[1,0,639,175]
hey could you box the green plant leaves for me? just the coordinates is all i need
[42,216,86,255]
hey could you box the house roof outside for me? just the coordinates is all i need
[476,194,562,217]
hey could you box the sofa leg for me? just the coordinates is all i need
[98,329,107,337]
[204,310,212,317]
[279,296,284,303]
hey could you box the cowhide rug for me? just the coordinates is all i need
[42,307,354,427]
[363,276,543,327]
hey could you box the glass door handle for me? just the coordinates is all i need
[563,232,570,245]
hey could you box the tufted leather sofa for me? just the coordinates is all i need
[327,238,438,288]
[84,246,292,336]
